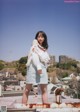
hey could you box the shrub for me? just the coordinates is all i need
[0,63,4,70]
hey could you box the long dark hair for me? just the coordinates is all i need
[35,31,48,49]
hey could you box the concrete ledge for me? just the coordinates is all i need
[7,108,80,112]
[7,108,36,112]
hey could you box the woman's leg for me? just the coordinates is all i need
[40,84,48,104]
[22,84,32,105]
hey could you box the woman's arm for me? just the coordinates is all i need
[32,52,42,75]
[32,52,42,70]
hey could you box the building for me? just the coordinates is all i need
[59,55,76,63]
[50,55,55,65]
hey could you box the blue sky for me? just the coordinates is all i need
[0,0,80,62]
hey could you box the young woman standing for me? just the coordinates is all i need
[22,31,50,105]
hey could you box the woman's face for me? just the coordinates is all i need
[37,33,44,45]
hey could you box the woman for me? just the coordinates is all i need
[22,31,50,105]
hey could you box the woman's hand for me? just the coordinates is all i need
[37,69,42,75]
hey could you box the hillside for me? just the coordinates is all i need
[0,56,80,79]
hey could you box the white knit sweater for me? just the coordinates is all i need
[26,39,50,70]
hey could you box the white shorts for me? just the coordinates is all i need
[26,62,48,85]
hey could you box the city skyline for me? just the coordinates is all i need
[0,0,80,62]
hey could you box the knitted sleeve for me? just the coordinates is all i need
[32,52,42,70]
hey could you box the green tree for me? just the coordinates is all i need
[19,56,27,64]
[22,69,26,76]
[56,62,77,70]
[77,67,80,73]
[18,56,28,76]
[0,63,4,70]
[61,72,69,78]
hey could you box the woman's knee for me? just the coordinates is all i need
[24,84,32,94]
[24,88,29,94]
[40,84,47,94]
[41,88,47,94]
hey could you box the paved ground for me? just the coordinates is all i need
[0,94,80,108]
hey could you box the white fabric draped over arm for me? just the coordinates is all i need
[32,52,42,70]
[33,46,50,64]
